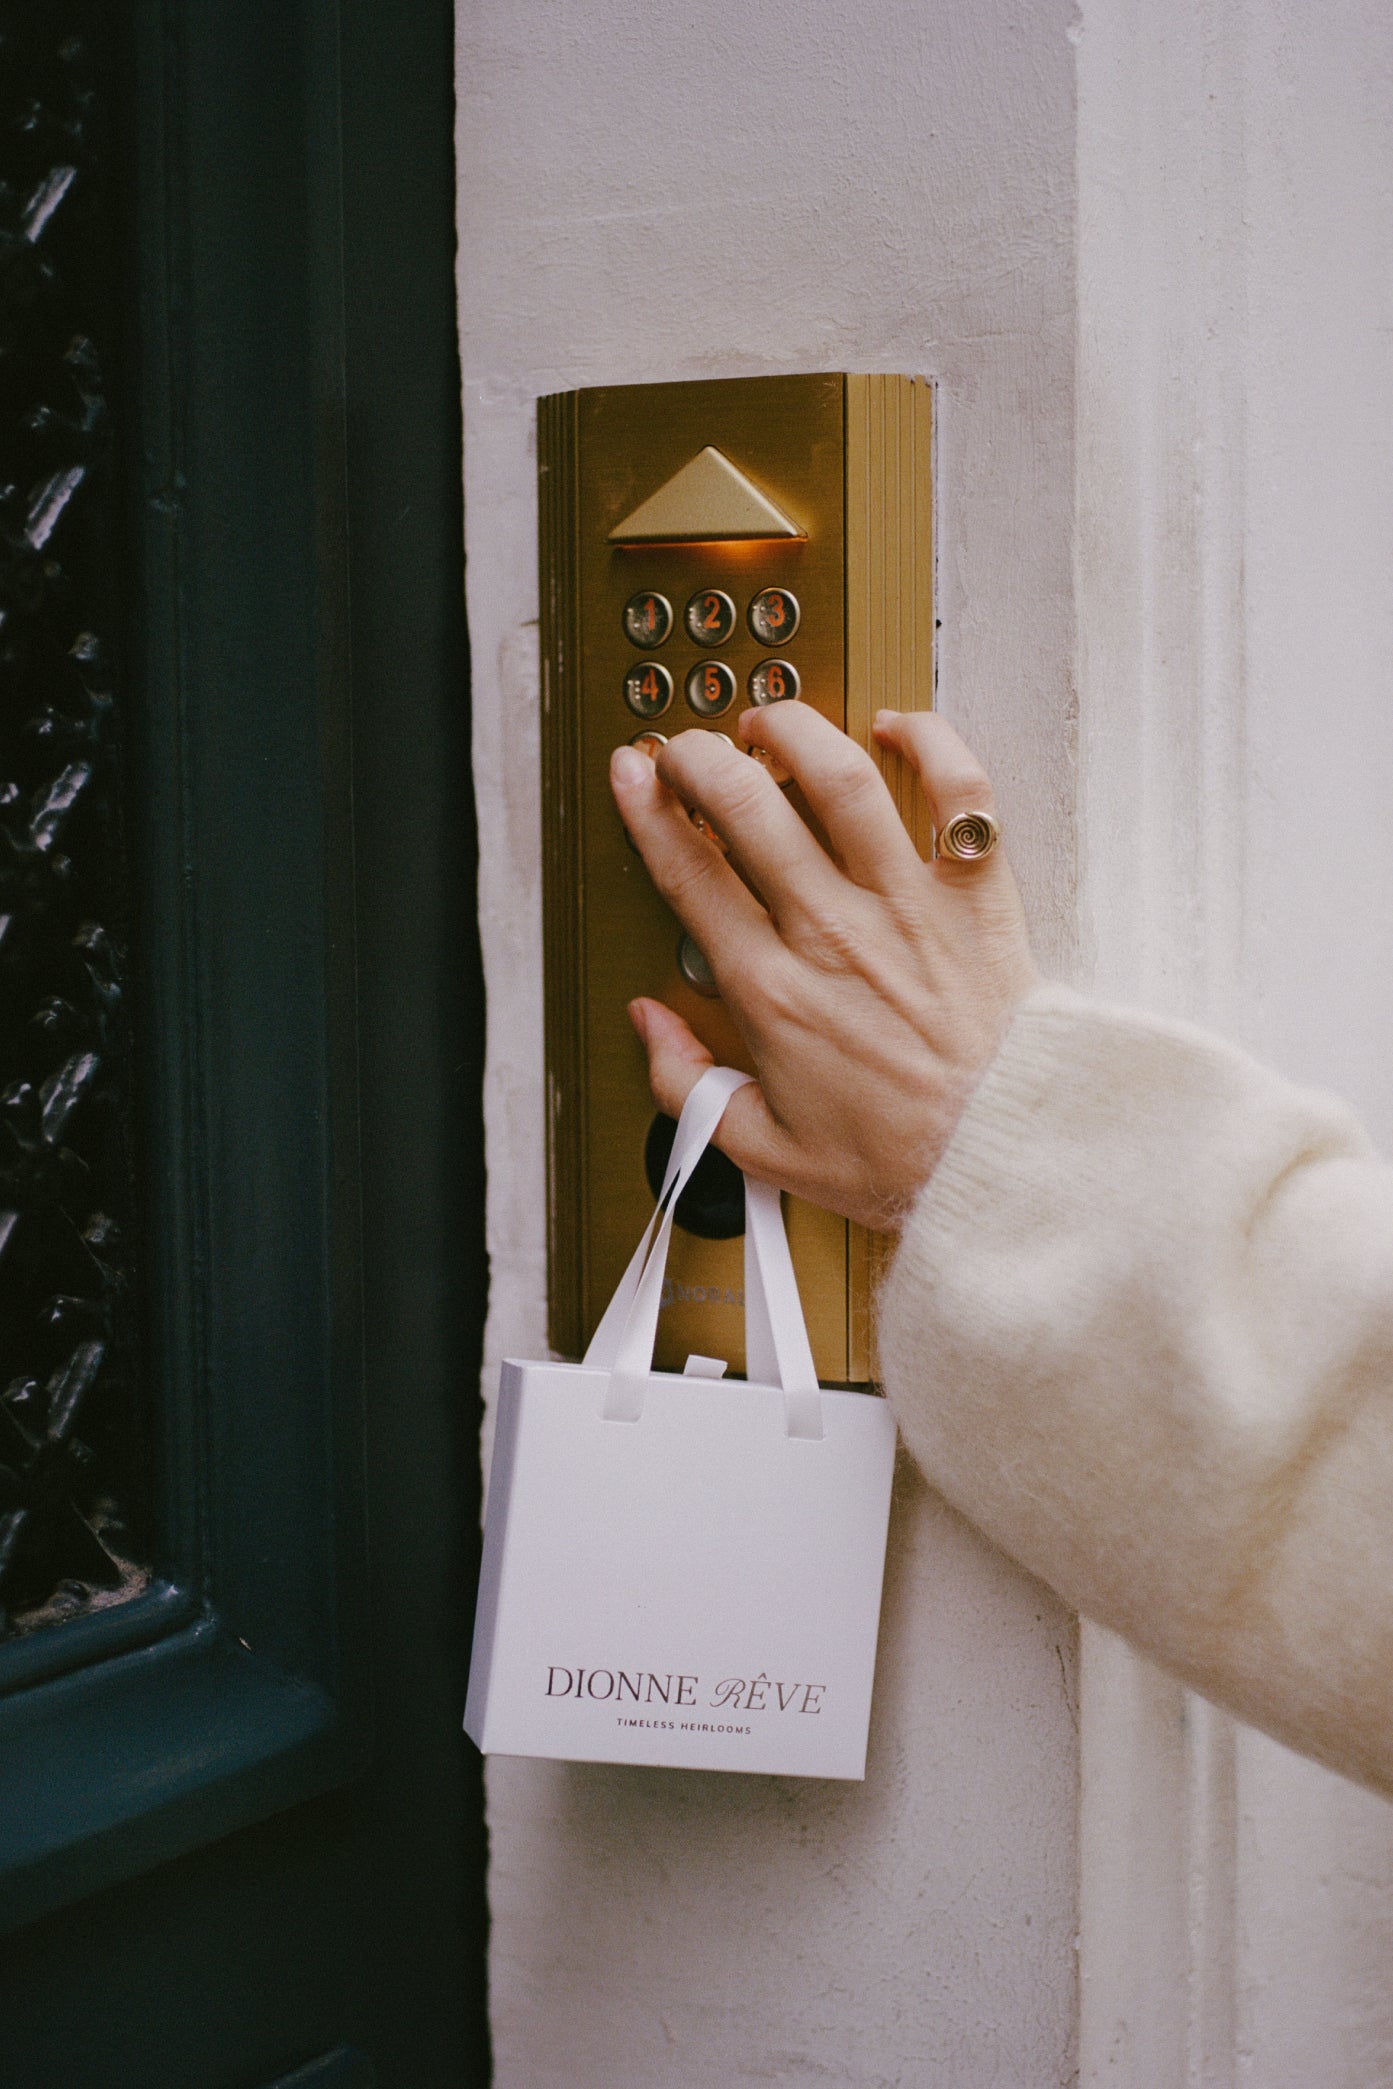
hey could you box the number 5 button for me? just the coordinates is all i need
[748,587,799,644]
[684,589,736,647]
[748,658,799,705]
[685,660,736,717]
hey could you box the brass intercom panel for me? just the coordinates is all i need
[540,373,933,1384]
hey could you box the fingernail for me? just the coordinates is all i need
[611,745,648,787]
[627,998,648,1042]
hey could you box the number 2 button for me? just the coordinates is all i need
[684,589,736,647]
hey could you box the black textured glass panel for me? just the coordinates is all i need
[643,1112,746,1241]
[0,10,148,1635]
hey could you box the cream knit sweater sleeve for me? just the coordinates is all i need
[876,982,1393,1795]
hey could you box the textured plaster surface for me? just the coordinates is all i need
[456,2,1080,2081]
[1075,2,1393,2080]
[1213,7,1393,2083]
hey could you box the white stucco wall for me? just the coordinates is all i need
[456,3,1082,2082]
[459,1,1393,2080]
[1075,2,1393,2082]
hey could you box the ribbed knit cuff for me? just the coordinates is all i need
[902,981,1096,1240]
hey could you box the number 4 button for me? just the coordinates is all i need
[623,661,674,719]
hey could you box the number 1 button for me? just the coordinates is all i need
[622,591,673,648]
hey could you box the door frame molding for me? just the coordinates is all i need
[0,0,370,1932]
[1075,2,1251,2077]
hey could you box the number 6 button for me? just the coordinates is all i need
[684,589,736,647]
[748,658,799,705]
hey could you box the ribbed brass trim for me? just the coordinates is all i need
[844,374,935,1380]
[539,390,587,1356]
[844,373,935,847]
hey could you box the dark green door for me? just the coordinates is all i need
[0,4,489,2083]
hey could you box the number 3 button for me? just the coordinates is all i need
[748,658,799,705]
[748,587,799,644]
[684,589,736,647]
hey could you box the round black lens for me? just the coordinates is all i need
[643,1112,746,1241]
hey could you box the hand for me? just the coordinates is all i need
[608,702,1038,1233]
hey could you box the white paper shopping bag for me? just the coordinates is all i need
[465,1067,897,1780]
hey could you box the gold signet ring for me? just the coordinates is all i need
[937,811,1000,862]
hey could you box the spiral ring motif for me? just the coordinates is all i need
[937,811,1000,862]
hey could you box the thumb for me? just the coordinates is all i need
[628,998,714,1118]
[628,998,798,1189]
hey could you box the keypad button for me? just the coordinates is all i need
[684,589,737,647]
[623,661,673,720]
[628,729,667,757]
[677,933,720,998]
[748,658,800,705]
[689,808,728,853]
[685,660,736,718]
[748,587,800,645]
[747,744,792,786]
[622,591,673,648]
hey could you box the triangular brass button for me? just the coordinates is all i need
[608,446,804,544]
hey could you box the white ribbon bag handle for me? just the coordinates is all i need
[583,1066,824,1440]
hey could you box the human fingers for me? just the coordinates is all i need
[627,996,714,1116]
[735,701,923,893]
[629,997,802,1188]
[872,711,1010,885]
[653,729,841,928]
[610,745,777,987]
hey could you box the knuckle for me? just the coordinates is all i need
[928,742,995,810]
[710,761,771,825]
[936,774,996,822]
[803,910,865,972]
[900,716,995,802]
[821,746,883,805]
[743,947,805,1029]
[656,845,720,915]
